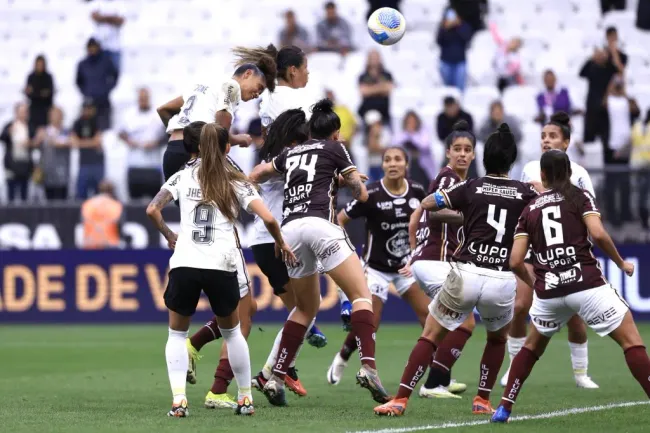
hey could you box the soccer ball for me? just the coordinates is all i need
[367,7,406,46]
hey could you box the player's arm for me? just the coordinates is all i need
[408,206,424,249]
[342,169,368,202]
[248,199,296,264]
[146,189,177,249]
[157,96,183,127]
[421,191,447,211]
[510,237,534,288]
[249,161,281,183]
[429,209,463,224]
[337,209,351,227]
[584,215,633,276]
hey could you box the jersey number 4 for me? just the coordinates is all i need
[285,154,318,188]
[487,204,507,243]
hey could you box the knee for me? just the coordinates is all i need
[487,332,508,345]
[514,297,531,318]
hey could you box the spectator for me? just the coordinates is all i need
[24,55,54,135]
[118,88,165,200]
[33,106,70,201]
[72,100,104,200]
[436,96,474,142]
[394,110,435,185]
[632,109,650,230]
[638,0,650,31]
[478,100,522,146]
[451,0,487,31]
[365,110,392,182]
[358,49,394,124]
[1,102,34,202]
[81,180,123,249]
[279,10,311,51]
[437,6,473,92]
[489,22,523,93]
[601,0,626,14]
[326,89,357,146]
[580,27,627,145]
[603,75,639,228]
[366,0,402,19]
[91,0,125,71]
[535,70,574,124]
[316,2,353,54]
[76,38,118,131]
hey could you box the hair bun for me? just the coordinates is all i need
[266,43,279,60]
[498,123,511,134]
[452,119,470,132]
[311,98,335,114]
[550,111,570,127]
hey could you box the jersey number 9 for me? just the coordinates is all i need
[192,203,215,245]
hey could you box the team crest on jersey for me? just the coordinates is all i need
[408,198,420,209]
[386,230,410,258]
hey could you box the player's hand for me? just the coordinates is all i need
[275,242,297,266]
[529,180,544,193]
[358,173,369,182]
[166,232,178,250]
[398,263,412,278]
[234,134,253,148]
[621,261,635,277]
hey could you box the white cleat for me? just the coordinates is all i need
[419,384,462,399]
[326,353,348,385]
[500,368,510,387]
[575,375,599,389]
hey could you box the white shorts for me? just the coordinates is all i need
[411,260,453,299]
[530,284,629,337]
[235,248,250,298]
[429,263,516,332]
[366,266,416,303]
[282,217,354,279]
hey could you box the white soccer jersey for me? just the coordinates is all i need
[162,166,260,271]
[251,85,318,245]
[166,79,241,133]
[521,159,595,197]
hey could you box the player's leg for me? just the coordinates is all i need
[501,263,534,386]
[401,282,429,327]
[566,315,598,388]
[609,312,650,398]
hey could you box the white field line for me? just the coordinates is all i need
[349,400,650,433]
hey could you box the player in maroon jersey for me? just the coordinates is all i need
[403,120,476,398]
[250,99,389,407]
[375,123,537,417]
[492,149,650,422]
[326,147,430,385]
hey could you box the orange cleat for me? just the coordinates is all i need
[472,396,496,415]
[285,367,308,397]
[374,397,408,417]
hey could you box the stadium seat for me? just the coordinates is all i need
[503,85,539,123]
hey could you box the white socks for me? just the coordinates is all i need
[507,336,526,364]
[166,328,189,404]
[262,308,317,378]
[569,341,589,376]
[220,324,252,401]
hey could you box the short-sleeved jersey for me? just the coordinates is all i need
[441,176,538,271]
[413,166,463,263]
[259,86,316,128]
[344,179,426,272]
[515,189,607,299]
[272,139,356,225]
[167,80,241,133]
[162,167,260,271]
[521,159,595,197]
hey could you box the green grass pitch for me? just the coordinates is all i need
[1,323,649,432]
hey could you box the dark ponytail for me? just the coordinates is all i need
[183,121,206,154]
[309,98,341,139]
[260,108,308,162]
[547,111,571,141]
[483,123,518,175]
[540,149,580,208]
[232,44,278,92]
[445,119,476,149]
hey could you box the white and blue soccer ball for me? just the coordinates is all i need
[367,7,406,46]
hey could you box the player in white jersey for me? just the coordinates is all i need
[501,112,600,389]
[157,45,279,181]
[146,123,295,417]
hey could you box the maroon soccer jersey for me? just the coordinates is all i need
[441,176,538,271]
[344,179,426,272]
[514,189,607,299]
[412,166,463,263]
[272,139,356,225]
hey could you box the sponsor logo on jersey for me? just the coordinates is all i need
[386,230,409,259]
[318,243,342,261]
[381,222,390,230]
[476,183,524,199]
[532,316,558,329]
[287,143,325,155]
[377,201,393,210]
[408,198,420,209]
[436,302,463,320]
[395,207,407,218]
[530,192,563,210]
[586,306,618,326]
[168,174,180,187]
[536,246,578,269]
[393,198,406,205]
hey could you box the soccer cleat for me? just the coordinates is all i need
[327,352,348,385]
[340,301,352,331]
[167,399,189,418]
[356,365,390,403]
[472,396,496,414]
[252,371,267,392]
[418,385,462,399]
[575,375,599,389]
[235,396,255,415]
[285,367,307,396]
[204,391,237,409]
[374,397,408,417]
[307,325,328,348]
[499,368,509,387]
[448,379,468,394]
[491,405,511,423]
[186,339,201,385]
[262,375,287,406]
